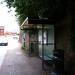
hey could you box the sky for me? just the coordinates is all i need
[0,0,20,33]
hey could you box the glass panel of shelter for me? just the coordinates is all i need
[39,25,54,70]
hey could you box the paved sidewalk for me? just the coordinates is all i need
[0,45,45,75]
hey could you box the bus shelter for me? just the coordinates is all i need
[20,17,57,71]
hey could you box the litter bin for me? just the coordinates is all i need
[53,49,64,75]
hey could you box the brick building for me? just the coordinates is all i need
[0,26,4,36]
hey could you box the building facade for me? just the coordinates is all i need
[0,26,4,36]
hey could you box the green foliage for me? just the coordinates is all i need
[4,0,67,24]
[21,42,25,49]
[5,0,14,8]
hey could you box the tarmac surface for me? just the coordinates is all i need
[0,43,46,75]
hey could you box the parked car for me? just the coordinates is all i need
[13,35,19,40]
[0,36,8,46]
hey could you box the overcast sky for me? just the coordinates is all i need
[0,0,20,33]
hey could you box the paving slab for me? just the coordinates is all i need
[0,45,46,75]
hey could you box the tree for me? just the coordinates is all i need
[4,0,67,25]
